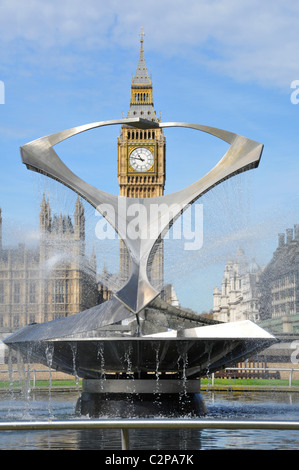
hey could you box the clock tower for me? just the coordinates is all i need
[117,27,166,198]
[118,28,166,289]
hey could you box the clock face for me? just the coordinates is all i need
[129,147,154,172]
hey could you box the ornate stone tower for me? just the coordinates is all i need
[39,195,97,320]
[117,28,166,198]
[117,28,166,289]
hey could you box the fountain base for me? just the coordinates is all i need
[3,297,277,419]
[77,377,206,417]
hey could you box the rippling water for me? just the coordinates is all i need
[0,390,299,450]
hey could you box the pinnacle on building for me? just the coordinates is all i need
[126,27,158,123]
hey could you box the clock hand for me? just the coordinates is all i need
[132,155,145,162]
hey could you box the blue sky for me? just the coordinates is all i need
[0,0,298,312]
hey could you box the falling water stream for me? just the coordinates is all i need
[97,342,106,387]
[2,168,299,449]
[45,343,54,418]
[2,343,299,450]
[0,388,299,450]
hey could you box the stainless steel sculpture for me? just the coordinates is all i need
[4,118,276,417]
[19,117,263,314]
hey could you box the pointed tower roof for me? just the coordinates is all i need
[132,27,152,86]
[127,27,158,122]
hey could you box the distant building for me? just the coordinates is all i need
[213,248,261,323]
[97,265,116,303]
[258,225,299,323]
[0,196,98,338]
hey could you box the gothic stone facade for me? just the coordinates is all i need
[258,225,299,321]
[0,196,98,336]
[213,225,299,326]
[213,248,261,323]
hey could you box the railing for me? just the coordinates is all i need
[210,367,299,387]
[1,366,299,389]
[0,368,74,389]
[0,418,299,450]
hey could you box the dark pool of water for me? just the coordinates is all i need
[0,390,299,450]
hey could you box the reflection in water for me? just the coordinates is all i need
[0,390,299,450]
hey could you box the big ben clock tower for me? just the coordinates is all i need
[118,27,166,198]
[118,28,166,288]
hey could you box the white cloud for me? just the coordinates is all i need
[0,0,298,87]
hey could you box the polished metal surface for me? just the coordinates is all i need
[1,419,299,432]
[82,379,202,394]
[3,117,274,386]
[2,418,299,450]
[4,316,276,379]
[20,117,263,314]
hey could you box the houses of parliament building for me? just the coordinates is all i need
[0,197,99,337]
[0,29,171,339]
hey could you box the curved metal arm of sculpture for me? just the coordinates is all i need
[20,118,150,240]
[115,122,263,312]
[145,121,263,236]
[20,118,263,314]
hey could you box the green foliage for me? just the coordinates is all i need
[1,377,299,389]
[201,377,299,387]
[0,379,82,389]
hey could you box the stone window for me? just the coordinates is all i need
[0,282,4,303]
[14,282,20,304]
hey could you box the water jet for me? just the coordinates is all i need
[4,118,276,417]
